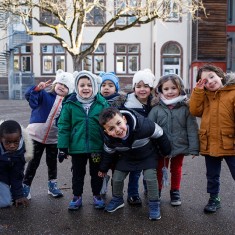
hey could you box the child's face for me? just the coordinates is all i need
[201,71,223,91]
[162,80,180,100]
[134,81,151,102]
[101,80,116,97]
[54,83,69,97]
[1,132,21,152]
[103,114,127,139]
[77,78,93,98]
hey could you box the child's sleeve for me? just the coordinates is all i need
[152,131,171,156]
[10,162,25,200]
[57,104,72,149]
[186,111,200,155]
[25,86,45,109]
[99,144,116,173]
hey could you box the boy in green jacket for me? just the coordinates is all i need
[57,70,109,210]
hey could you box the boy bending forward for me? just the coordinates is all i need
[98,107,170,220]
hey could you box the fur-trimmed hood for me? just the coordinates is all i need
[0,120,33,162]
[224,72,235,86]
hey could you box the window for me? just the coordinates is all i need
[114,44,140,74]
[13,45,32,73]
[161,42,182,76]
[40,10,59,25]
[164,1,180,22]
[41,44,66,74]
[115,0,137,26]
[39,0,66,25]
[81,44,106,74]
[86,0,105,26]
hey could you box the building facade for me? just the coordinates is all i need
[0,1,234,99]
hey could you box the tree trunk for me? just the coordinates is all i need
[73,55,82,72]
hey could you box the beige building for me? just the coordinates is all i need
[0,2,191,99]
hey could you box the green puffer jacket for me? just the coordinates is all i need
[57,93,109,154]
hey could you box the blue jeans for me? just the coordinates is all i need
[0,181,12,208]
[127,170,141,197]
[205,156,235,196]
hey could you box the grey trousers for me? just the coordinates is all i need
[112,168,159,201]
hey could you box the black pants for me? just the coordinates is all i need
[205,155,235,196]
[71,154,103,196]
[23,140,58,186]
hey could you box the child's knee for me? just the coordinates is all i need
[0,182,12,208]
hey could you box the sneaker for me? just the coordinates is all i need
[127,196,142,206]
[23,184,31,200]
[48,181,63,198]
[105,196,124,213]
[149,200,161,220]
[204,196,221,213]
[93,196,105,209]
[68,196,82,210]
[170,190,181,206]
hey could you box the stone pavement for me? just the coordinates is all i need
[0,99,234,235]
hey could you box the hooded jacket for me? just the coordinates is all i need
[25,86,63,144]
[99,109,171,172]
[189,73,235,157]
[0,122,33,200]
[57,93,109,154]
[148,99,199,157]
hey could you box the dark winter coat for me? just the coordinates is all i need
[99,109,171,172]
[0,124,33,200]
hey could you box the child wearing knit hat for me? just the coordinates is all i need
[57,70,109,211]
[23,69,75,200]
[124,68,157,206]
[100,72,126,108]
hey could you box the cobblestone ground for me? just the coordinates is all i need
[0,100,234,235]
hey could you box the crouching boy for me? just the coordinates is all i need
[98,107,171,220]
[0,120,33,208]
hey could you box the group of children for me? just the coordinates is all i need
[0,64,234,220]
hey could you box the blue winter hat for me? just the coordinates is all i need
[99,72,120,91]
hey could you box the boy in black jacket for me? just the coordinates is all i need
[98,107,171,220]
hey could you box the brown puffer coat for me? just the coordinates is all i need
[189,73,235,157]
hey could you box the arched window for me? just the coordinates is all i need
[161,41,182,76]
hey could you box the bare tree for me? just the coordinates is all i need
[0,0,205,71]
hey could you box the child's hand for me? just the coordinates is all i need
[196,79,207,89]
[98,171,106,177]
[35,80,52,91]
[15,197,29,207]
[58,151,68,163]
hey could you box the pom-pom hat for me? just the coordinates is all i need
[132,69,155,88]
[53,69,75,94]
[99,72,120,91]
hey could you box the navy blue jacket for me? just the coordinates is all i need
[0,143,26,200]
[99,109,171,172]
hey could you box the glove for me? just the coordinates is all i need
[58,148,68,163]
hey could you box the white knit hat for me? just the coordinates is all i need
[132,69,155,88]
[53,69,75,94]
